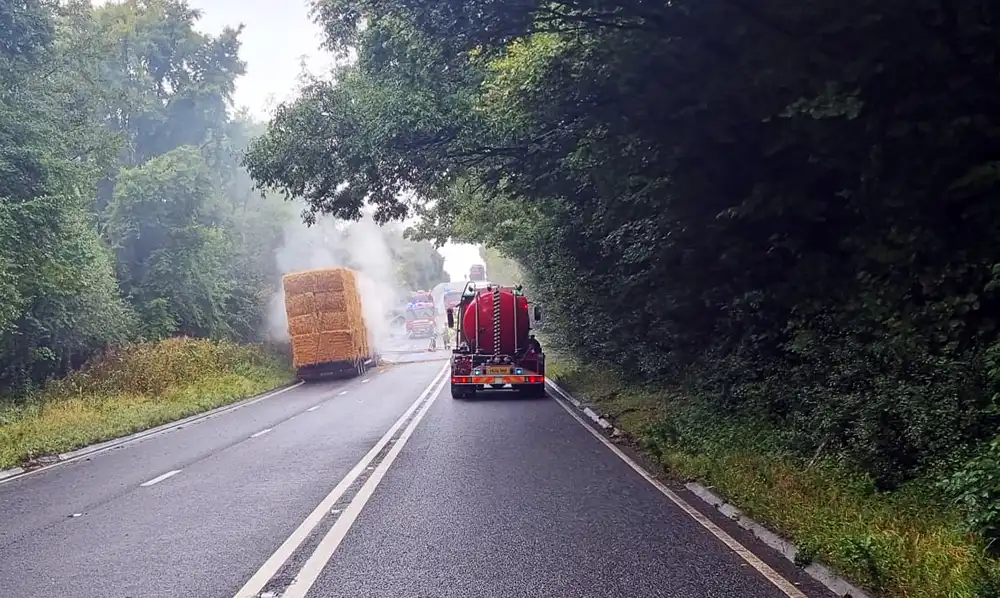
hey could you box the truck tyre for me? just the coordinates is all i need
[450,384,465,399]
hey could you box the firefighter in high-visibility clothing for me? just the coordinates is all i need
[441,325,451,350]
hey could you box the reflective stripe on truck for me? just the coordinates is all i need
[451,375,545,385]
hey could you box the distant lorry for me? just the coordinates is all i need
[283,267,379,380]
[469,264,486,281]
[446,281,545,399]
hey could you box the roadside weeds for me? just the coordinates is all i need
[545,350,1000,598]
[0,338,293,471]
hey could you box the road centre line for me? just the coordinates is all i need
[338,391,348,396]
[306,406,320,412]
[250,428,272,438]
[550,393,808,598]
[139,469,181,487]
[232,362,449,598]
[279,370,449,598]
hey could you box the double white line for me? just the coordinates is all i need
[233,363,450,598]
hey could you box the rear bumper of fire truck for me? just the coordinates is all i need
[450,370,545,389]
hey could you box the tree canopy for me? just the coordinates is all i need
[0,0,447,395]
[244,0,1000,506]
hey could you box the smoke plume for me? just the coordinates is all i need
[266,205,404,352]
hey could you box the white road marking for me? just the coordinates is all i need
[139,469,181,487]
[279,372,448,598]
[0,381,305,486]
[232,362,450,598]
[250,428,272,438]
[550,392,809,598]
[361,379,370,384]
[338,391,348,396]
[306,406,320,412]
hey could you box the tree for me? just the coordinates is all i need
[90,0,246,209]
[0,0,135,393]
[0,0,289,393]
[244,0,1000,493]
[105,145,230,339]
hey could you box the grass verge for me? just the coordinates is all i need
[546,348,1000,598]
[0,337,293,470]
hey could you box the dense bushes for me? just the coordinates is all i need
[45,337,285,399]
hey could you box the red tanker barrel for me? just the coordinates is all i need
[461,289,530,354]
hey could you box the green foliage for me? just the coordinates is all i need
[478,247,524,287]
[387,226,450,290]
[246,0,1000,565]
[106,146,228,339]
[0,0,135,394]
[0,0,311,396]
[943,435,1000,550]
[0,337,291,469]
[548,355,1000,598]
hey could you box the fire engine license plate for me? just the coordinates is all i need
[485,366,512,375]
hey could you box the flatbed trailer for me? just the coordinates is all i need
[295,353,379,382]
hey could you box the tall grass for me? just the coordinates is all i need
[546,351,1000,598]
[0,338,293,469]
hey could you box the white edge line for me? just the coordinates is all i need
[250,428,273,438]
[140,469,181,487]
[306,406,320,412]
[281,371,449,598]
[0,467,25,482]
[338,391,348,396]
[232,362,449,598]
[548,380,869,598]
[684,482,873,598]
[0,381,305,485]
[549,390,808,598]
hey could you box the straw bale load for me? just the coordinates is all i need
[282,268,371,368]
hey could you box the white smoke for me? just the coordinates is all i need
[342,215,396,350]
[267,204,404,352]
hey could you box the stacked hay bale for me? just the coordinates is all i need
[282,267,371,369]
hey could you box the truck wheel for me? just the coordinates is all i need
[450,384,465,399]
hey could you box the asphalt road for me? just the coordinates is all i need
[0,344,832,598]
